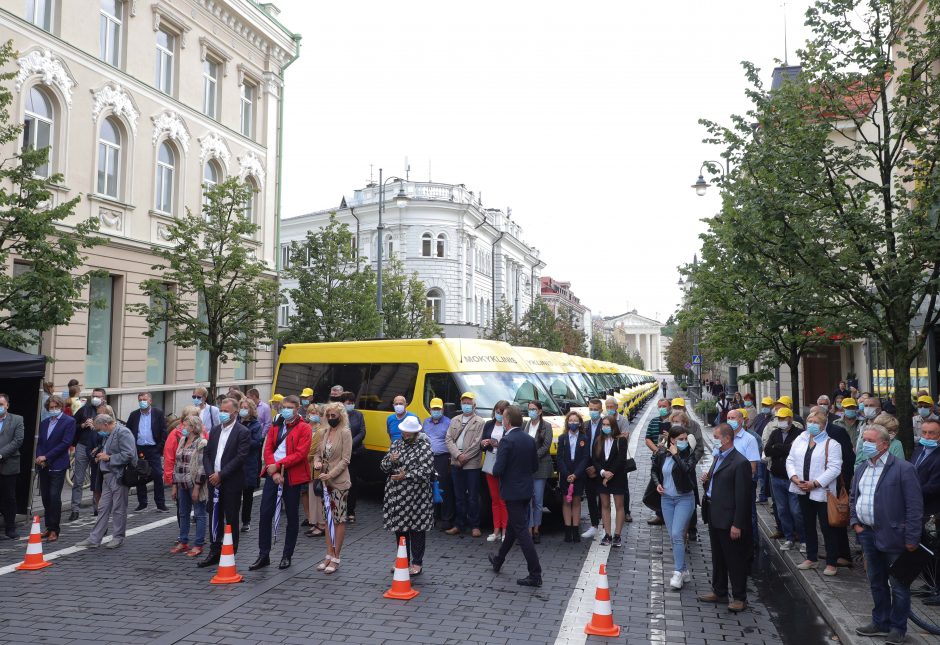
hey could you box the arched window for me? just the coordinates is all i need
[242,176,258,223]
[24,86,53,178]
[436,233,446,258]
[386,233,394,257]
[421,232,432,257]
[426,289,444,324]
[155,141,175,214]
[202,159,221,207]
[97,117,121,197]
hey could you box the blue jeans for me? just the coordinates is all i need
[177,487,207,547]
[857,528,911,635]
[661,492,696,572]
[770,476,803,542]
[529,478,547,528]
[451,467,481,531]
[756,462,769,501]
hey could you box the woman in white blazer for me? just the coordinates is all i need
[786,408,842,576]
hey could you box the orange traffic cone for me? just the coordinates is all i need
[16,516,52,571]
[383,536,419,600]
[210,524,243,584]
[583,564,620,637]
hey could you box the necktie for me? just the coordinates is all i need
[916,450,929,469]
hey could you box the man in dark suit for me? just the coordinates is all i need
[35,395,76,542]
[0,393,25,539]
[198,398,250,567]
[698,422,752,612]
[581,398,605,537]
[488,405,542,587]
[343,390,366,523]
[912,419,940,606]
[126,392,169,512]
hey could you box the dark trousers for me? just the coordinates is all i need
[452,467,481,530]
[0,472,17,531]
[708,524,750,601]
[135,445,165,508]
[857,527,911,635]
[258,478,302,558]
[584,475,601,527]
[38,468,65,533]
[797,495,838,565]
[433,453,455,527]
[395,530,427,565]
[207,481,242,553]
[347,453,360,516]
[496,498,542,578]
[241,486,255,525]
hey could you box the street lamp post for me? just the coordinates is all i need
[690,159,731,196]
[376,168,408,338]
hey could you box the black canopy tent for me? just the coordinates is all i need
[0,347,47,515]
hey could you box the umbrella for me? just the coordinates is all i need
[323,482,335,545]
[211,487,221,543]
[272,466,284,544]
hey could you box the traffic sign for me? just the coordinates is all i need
[684,362,692,370]
[692,355,702,365]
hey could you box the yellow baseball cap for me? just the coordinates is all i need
[671,397,686,408]
[777,395,793,407]
[460,392,475,400]
[761,396,774,406]
[842,397,857,408]
[429,398,444,409]
[300,387,314,398]
[270,393,284,403]
[775,407,793,418]
[917,395,934,406]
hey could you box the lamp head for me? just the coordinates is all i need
[395,185,408,208]
[692,175,708,197]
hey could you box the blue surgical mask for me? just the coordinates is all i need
[528,409,538,419]
[218,411,231,424]
[712,446,721,457]
[744,400,753,407]
[761,407,771,415]
[193,397,203,405]
[658,408,668,417]
[0,406,6,416]
[567,422,580,432]
[495,413,503,423]
[728,419,740,431]
[138,400,149,410]
[607,409,617,417]
[301,399,310,407]
[431,410,443,420]
[861,441,878,458]
[281,408,294,421]
[239,409,249,418]
[920,437,938,449]
[858,402,866,411]
[49,409,61,418]
[836,403,844,410]
[807,423,821,436]
[461,403,473,415]
[864,407,878,419]
[590,410,601,420]
[601,426,612,435]
[180,428,189,438]
[309,415,320,424]
[845,410,858,419]
[919,408,931,418]
[677,440,689,451]
[345,404,355,412]
[97,430,108,438]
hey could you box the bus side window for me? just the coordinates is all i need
[275,363,331,398]
[360,363,419,411]
[424,373,461,418]
[311,363,367,404]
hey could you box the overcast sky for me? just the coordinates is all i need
[277,0,814,324]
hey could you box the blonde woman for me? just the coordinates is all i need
[313,402,352,574]
[169,416,209,557]
[305,403,326,538]
[872,413,906,460]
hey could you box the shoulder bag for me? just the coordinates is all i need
[824,439,850,527]
[620,436,637,474]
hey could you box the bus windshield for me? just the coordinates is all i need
[454,372,562,416]
[569,371,600,398]
[535,372,587,408]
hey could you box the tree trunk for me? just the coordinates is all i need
[747,360,756,398]
[887,344,914,458]
[208,350,220,401]
[788,348,801,414]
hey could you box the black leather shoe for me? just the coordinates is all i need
[278,557,292,570]
[249,555,270,571]
[134,504,147,512]
[197,552,221,568]
[532,532,541,544]
[68,511,79,522]
[517,576,543,587]
[156,506,170,512]
[4,531,18,540]
[488,553,502,573]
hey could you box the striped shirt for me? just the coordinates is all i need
[855,452,888,527]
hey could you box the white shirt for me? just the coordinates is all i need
[855,452,888,527]
[603,436,613,460]
[567,432,578,461]
[785,432,842,502]
[273,427,288,462]
[214,422,236,473]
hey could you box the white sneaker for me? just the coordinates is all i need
[669,571,683,590]
[799,544,806,554]
[486,533,499,542]
[581,526,597,539]
[682,570,691,583]
[780,540,794,551]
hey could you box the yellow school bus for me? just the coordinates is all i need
[515,346,591,420]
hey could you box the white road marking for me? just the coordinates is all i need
[554,395,656,645]
[0,488,264,577]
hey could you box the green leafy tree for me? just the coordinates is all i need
[520,300,563,351]
[554,306,587,355]
[0,41,104,351]
[591,333,612,360]
[382,257,442,339]
[282,214,380,343]
[666,319,695,380]
[483,305,524,344]
[133,178,278,394]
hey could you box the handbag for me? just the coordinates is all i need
[121,452,152,487]
[620,437,637,474]
[313,479,324,498]
[824,440,850,527]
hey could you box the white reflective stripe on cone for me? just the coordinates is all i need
[219,553,236,566]
[25,542,42,555]
[593,600,612,615]
[393,568,410,582]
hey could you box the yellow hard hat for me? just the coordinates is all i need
[429,398,444,409]
[300,387,314,398]
[761,396,774,406]
[777,395,793,407]
[842,397,857,408]
[739,408,749,419]
[460,391,476,400]
[775,407,793,418]
[671,397,686,408]
[917,395,935,406]
[270,393,284,403]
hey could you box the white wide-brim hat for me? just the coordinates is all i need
[399,416,422,434]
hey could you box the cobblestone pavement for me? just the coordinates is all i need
[0,394,794,645]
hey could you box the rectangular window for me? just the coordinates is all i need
[146,294,167,385]
[278,304,290,327]
[195,295,209,382]
[99,0,122,67]
[359,363,419,411]
[426,294,443,323]
[85,275,114,387]
[155,28,175,95]
[26,0,52,31]
[202,59,219,119]
[280,244,291,269]
[155,160,173,213]
[423,373,461,417]
[97,139,118,197]
[233,353,247,381]
[23,113,52,179]
[240,82,255,138]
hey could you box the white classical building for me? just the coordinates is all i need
[280,180,546,338]
[0,0,299,416]
[595,311,664,371]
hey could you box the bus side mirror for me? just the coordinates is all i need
[443,402,458,418]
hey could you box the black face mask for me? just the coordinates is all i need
[327,417,341,428]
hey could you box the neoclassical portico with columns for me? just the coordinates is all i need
[595,311,664,371]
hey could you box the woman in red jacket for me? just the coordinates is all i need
[249,395,311,571]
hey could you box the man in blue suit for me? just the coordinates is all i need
[911,419,940,606]
[35,395,76,541]
[488,405,542,587]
